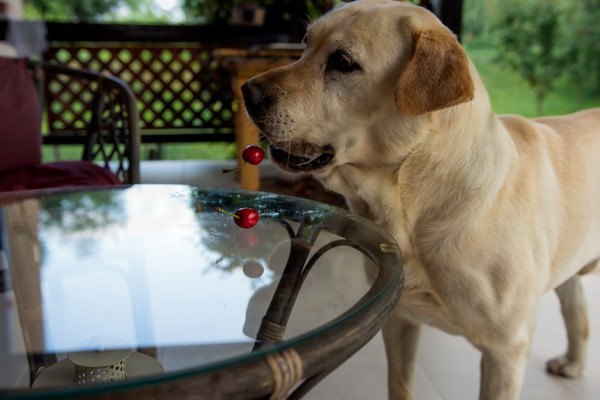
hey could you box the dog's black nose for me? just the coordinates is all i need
[242,80,270,119]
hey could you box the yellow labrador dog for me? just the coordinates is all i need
[242,0,600,398]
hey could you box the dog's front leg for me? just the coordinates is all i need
[478,336,531,400]
[382,312,421,400]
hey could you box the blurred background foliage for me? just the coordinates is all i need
[24,0,600,118]
[23,0,341,23]
[463,0,599,116]
[24,0,174,22]
[23,0,600,163]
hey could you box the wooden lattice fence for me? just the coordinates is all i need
[43,44,236,138]
[2,7,462,150]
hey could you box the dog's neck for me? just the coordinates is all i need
[318,63,516,238]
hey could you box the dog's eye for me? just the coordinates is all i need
[327,50,362,73]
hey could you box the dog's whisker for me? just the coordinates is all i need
[285,139,293,168]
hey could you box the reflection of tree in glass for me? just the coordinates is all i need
[39,189,125,257]
[195,208,286,286]
[188,188,332,280]
[190,187,333,227]
[190,199,275,291]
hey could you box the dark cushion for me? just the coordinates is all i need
[0,161,121,193]
[0,57,42,174]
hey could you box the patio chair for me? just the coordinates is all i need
[0,57,140,193]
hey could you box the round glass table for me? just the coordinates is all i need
[0,185,403,399]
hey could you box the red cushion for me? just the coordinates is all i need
[0,161,121,193]
[0,58,42,174]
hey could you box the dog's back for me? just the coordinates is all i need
[499,108,600,289]
[534,107,600,129]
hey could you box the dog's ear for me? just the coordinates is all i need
[395,30,474,117]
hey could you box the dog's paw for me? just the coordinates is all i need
[546,355,584,378]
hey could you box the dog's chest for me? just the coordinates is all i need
[376,219,461,333]
[383,199,495,335]
[321,167,465,331]
[394,253,461,333]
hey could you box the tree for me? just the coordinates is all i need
[565,0,600,96]
[462,0,492,42]
[24,0,165,23]
[25,0,120,21]
[180,0,232,24]
[492,0,569,115]
[180,0,337,24]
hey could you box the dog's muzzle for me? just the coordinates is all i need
[242,80,335,172]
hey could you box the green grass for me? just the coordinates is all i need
[465,43,600,117]
[42,145,82,162]
[42,142,236,162]
[146,142,236,160]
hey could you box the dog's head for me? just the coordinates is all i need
[242,0,475,176]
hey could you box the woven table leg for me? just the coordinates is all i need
[258,320,286,342]
[265,349,303,400]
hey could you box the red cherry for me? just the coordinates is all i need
[222,144,264,173]
[234,208,259,229]
[234,230,261,248]
[243,261,264,278]
[242,145,264,165]
[215,207,259,229]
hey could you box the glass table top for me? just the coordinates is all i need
[0,184,402,398]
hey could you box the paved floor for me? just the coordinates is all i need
[1,161,597,398]
[142,160,600,400]
[303,276,600,400]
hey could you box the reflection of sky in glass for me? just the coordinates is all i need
[0,184,395,392]
[40,186,278,353]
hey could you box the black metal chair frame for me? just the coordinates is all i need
[27,60,141,184]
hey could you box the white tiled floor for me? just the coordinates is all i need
[303,276,600,400]
[142,160,600,400]
[1,161,597,398]
[140,159,295,189]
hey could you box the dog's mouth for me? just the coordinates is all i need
[268,141,335,172]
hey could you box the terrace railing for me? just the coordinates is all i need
[0,1,461,160]
[38,22,297,157]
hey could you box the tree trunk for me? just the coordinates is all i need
[535,89,545,116]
